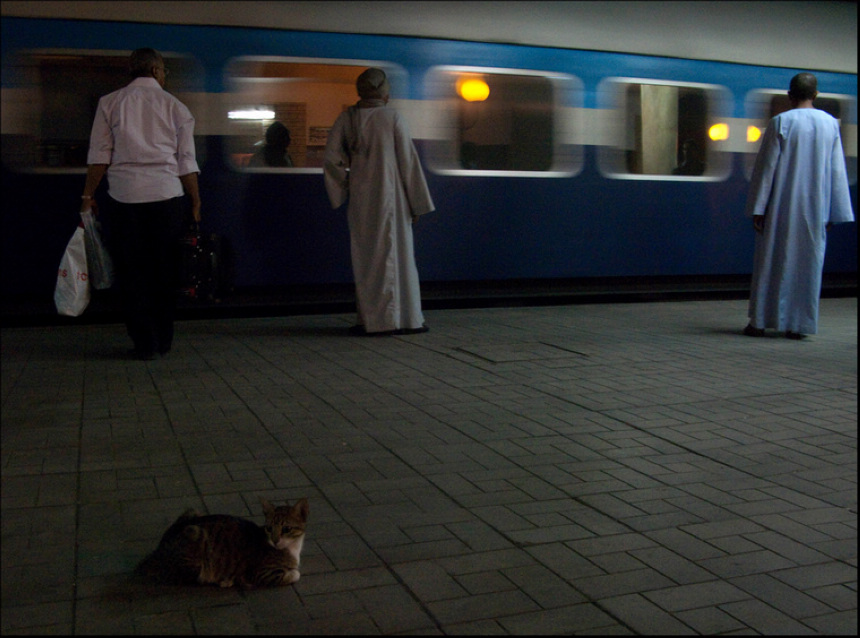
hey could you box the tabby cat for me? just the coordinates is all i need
[138,497,309,588]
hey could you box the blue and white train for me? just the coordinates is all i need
[1,1,856,313]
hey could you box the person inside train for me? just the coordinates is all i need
[79,47,202,360]
[743,72,854,340]
[460,141,479,169]
[249,121,294,167]
[672,139,705,175]
[323,67,435,336]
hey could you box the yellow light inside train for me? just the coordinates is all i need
[747,126,762,143]
[457,78,490,102]
[708,123,729,141]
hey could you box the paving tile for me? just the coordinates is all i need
[575,493,647,520]
[705,534,763,555]
[679,518,767,539]
[497,603,620,634]
[471,504,535,532]
[502,563,588,608]
[294,566,397,596]
[800,610,858,635]
[354,584,438,633]
[427,590,540,625]
[376,539,472,564]
[305,612,382,635]
[729,573,834,619]
[0,601,74,634]
[436,548,536,576]
[301,590,364,619]
[392,561,468,602]
[507,523,594,545]
[627,546,716,584]
[526,543,605,580]
[588,551,649,574]
[697,549,798,578]
[567,532,658,557]
[441,618,507,634]
[445,519,515,551]
[742,529,834,565]
[456,571,517,595]
[599,593,698,634]
[643,580,751,612]
[805,583,858,611]
[191,603,255,634]
[674,606,747,634]
[572,568,678,600]
[770,561,858,589]
[718,599,819,634]
[644,529,725,562]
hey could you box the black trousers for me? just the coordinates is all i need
[106,196,184,355]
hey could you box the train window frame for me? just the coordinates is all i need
[596,77,733,182]
[743,89,857,186]
[0,48,204,174]
[423,65,583,178]
[223,56,407,173]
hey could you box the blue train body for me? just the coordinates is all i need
[1,16,856,305]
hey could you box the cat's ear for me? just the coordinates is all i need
[259,496,275,515]
[293,498,309,522]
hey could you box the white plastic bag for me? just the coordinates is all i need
[54,223,91,316]
[81,210,114,289]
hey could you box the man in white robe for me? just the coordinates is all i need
[744,73,854,339]
[324,68,435,335]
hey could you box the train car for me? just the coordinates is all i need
[1,1,856,319]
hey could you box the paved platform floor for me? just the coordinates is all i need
[2,298,856,635]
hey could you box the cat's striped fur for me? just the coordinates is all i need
[138,497,309,588]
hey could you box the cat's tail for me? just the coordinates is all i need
[135,509,203,584]
[136,547,201,584]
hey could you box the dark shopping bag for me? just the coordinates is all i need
[178,223,225,302]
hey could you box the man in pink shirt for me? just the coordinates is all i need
[79,48,201,360]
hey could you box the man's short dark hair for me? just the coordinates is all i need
[129,48,163,79]
[788,73,818,101]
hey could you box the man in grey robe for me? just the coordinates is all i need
[744,72,854,339]
[324,68,435,335]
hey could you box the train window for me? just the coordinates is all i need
[744,90,857,185]
[224,58,406,171]
[1,49,204,172]
[423,66,583,177]
[596,78,732,180]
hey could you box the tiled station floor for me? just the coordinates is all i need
[2,297,856,634]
